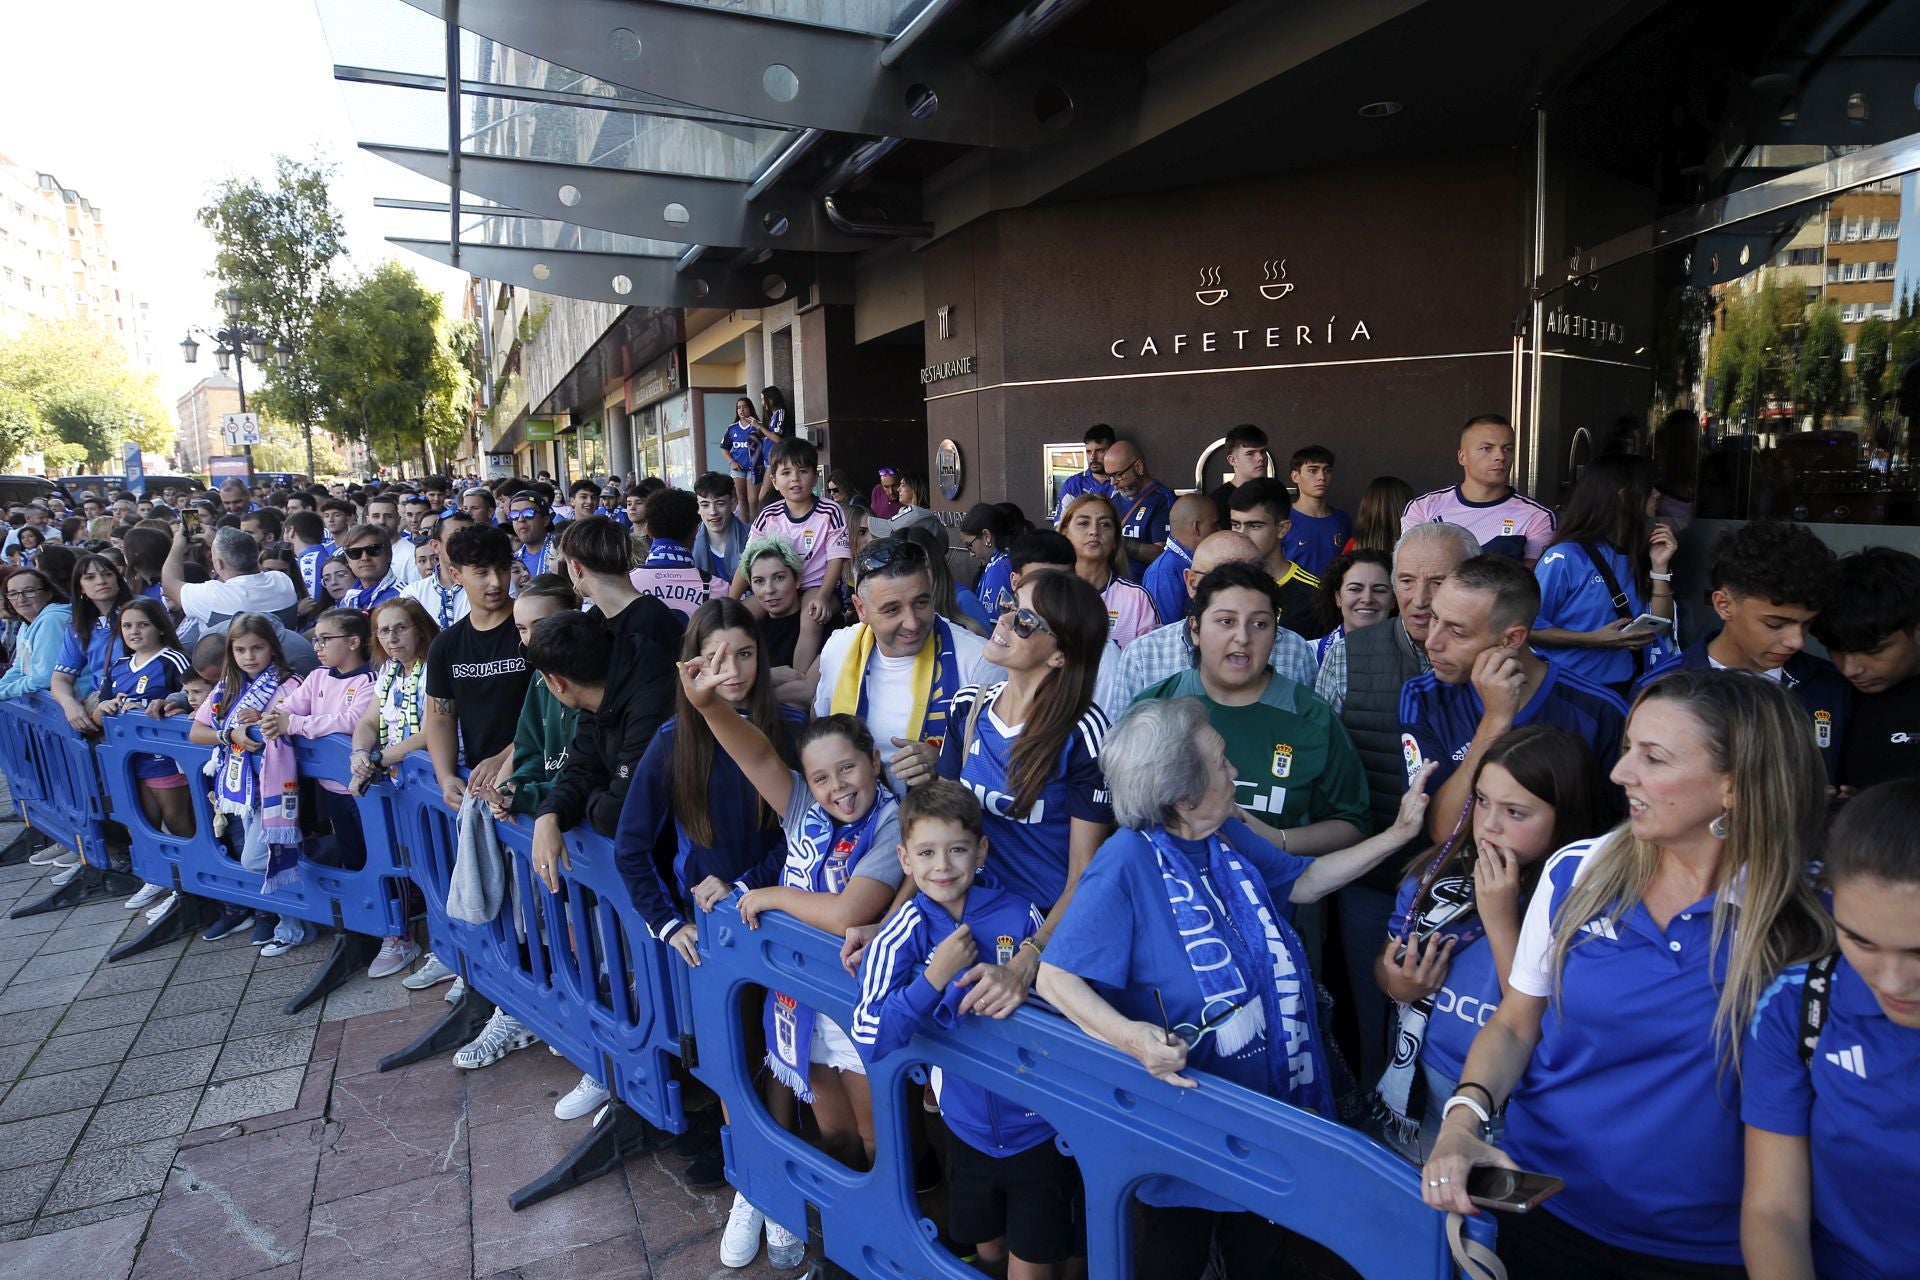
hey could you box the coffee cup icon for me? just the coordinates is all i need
[1259,259,1292,300]
[1195,266,1228,306]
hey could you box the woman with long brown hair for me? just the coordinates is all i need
[935,568,1115,977]
[1058,492,1159,647]
[1347,475,1414,554]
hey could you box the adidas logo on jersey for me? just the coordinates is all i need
[1824,1044,1867,1078]
[1578,918,1618,941]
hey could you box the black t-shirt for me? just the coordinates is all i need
[425,613,530,767]
[761,611,803,669]
[1842,676,1920,790]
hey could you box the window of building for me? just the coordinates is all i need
[1845,341,1857,362]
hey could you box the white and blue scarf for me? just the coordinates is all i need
[765,788,898,1102]
[643,537,696,569]
[1146,825,1333,1117]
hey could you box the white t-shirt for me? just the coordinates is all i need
[813,619,995,792]
[178,571,298,629]
[401,575,471,628]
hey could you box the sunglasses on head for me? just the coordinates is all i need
[855,538,928,577]
[343,544,386,560]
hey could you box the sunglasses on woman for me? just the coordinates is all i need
[993,589,1052,639]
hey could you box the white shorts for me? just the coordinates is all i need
[809,1014,866,1075]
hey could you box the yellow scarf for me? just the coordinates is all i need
[829,619,955,745]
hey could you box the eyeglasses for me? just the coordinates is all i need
[855,538,928,577]
[508,509,540,521]
[376,623,414,638]
[4,586,46,601]
[311,633,351,645]
[343,544,386,560]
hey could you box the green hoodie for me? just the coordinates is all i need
[504,676,579,817]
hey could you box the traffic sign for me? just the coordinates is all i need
[221,412,261,445]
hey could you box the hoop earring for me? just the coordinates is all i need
[1709,812,1730,840]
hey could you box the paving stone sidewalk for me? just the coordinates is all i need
[0,791,792,1280]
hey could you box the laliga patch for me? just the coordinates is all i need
[1501,517,1517,537]
[996,934,1016,965]
[1271,744,1294,779]
[134,675,149,694]
[1815,710,1832,748]
[1401,732,1424,782]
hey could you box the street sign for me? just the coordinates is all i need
[122,442,145,496]
[526,418,558,443]
[221,412,261,446]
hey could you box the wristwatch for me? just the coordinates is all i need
[367,748,385,769]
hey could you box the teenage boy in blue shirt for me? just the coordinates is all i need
[1050,423,1114,524]
[852,780,1078,1280]
[1283,445,1352,581]
[1639,519,1851,784]
[1401,554,1627,840]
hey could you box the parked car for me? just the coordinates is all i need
[0,475,56,508]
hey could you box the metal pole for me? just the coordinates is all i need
[234,340,256,477]
[1526,108,1546,499]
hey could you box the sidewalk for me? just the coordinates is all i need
[0,792,789,1280]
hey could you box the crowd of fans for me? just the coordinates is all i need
[0,408,1914,1280]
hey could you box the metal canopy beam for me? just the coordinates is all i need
[365,143,875,253]
[334,64,775,131]
[398,0,1134,147]
[389,238,813,310]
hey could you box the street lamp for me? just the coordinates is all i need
[181,289,278,476]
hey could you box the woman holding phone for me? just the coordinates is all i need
[1529,454,1678,698]
[1421,669,1831,1279]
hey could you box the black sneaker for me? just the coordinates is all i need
[672,1111,719,1159]
[201,906,255,942]
[682,1144,726,1189]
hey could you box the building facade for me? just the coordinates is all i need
[0,155,154,369]
[174,375,241,476]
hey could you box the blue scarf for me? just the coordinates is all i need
[836,616,963,753]
[518,536,555,577]
[765,788,898,1102]
[1146,825,1332,1116]
[643,537,696,569]
[211,667,283,820]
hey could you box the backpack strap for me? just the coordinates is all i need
[1797,951,1839,1068]
[1579,542,1646,681]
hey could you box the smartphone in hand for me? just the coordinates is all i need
[1467,1167,1564,1213]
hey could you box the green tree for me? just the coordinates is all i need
[1854,314,1891,434]
[0,319,171,467]
[250,415,346,476]
[306,262,473,471]
[1795,302,1846,428]
[198,154,348,477]
[1708,283,1803,429]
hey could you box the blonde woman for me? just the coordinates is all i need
[1421,668,1831,1279]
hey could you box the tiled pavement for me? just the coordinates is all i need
[0,793,794,1280]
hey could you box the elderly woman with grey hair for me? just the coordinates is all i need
[1038,696,1434,1278]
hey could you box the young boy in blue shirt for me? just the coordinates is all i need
[851,780,1079,1280]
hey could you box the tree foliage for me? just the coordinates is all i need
[250,415,346,477]
[1794,302,1846,428]
[0,318,171,468]
[305,262,474,470]
[1708,283,1804,427]
[198,154,348,471]
[1853,314,1891,432]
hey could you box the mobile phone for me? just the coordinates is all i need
[1619,612,1672,637]
[182,509,201,535]
[1466,1166,1564,1213]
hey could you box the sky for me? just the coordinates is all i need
[0,0,467,417]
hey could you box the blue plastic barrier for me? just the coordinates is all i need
[691,901,1494,1279]
[94,715,409,938]
[388,754,692,1136]
[0,694,109,867]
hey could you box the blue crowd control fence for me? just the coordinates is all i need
[0,709,1495,1276]
[94,717,412,935]
[691,900,1496,1280]
[0,694,109,869]
[385,754,693,1139]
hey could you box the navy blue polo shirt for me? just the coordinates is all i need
[1744,956,1920,1280]
[1639,634,1853,784]
[1398,657,1628,793]
[1115,481,1173,547]
[1503,839,1745,1265]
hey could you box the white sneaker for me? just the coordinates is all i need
[124,883,168,911]
[444,976,466,1004]
[451,1009,536,1069]
[49,851,80,869]
[367,936,420,979]
[764,1219,805,1269]
[719,1191,765,1268]
[402,953,456,990]
[50,862,82,887]
[27,845,65,866]
[553,1072,610,1121]
[144,892,178,924]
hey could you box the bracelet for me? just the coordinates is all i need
[1277,827,1288,851]
[1443,1094,1492,1126]
[1454,1080,1497,1110]
[1018,938,1044,960]
[1648,571,1674,582]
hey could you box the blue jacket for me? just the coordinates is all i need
[1640,632,1853,782]
[0,604,73,699]
[850,885,1052,1156]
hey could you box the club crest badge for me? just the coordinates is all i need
[1815,710,1832,748]
[996,935,1016,965]
[1271,744,1293,779]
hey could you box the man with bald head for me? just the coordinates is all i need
[1313,519,1480,1086]
[1100,440,1174,570]
[1141,492,1219,624]
[1112,529,1316,705]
